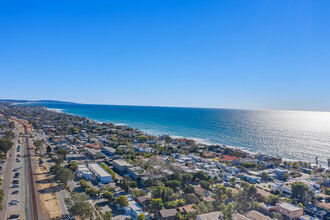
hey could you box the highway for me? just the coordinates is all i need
[2,119,44,220]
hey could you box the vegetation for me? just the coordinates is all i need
[65,193,92,219]
[114,195,129,208]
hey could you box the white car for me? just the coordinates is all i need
[10,200,19,205]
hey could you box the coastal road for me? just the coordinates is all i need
[12,120,44,220]
[0,124,18,220]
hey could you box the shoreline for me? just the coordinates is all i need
[45,107,326,166]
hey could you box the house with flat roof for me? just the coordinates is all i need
[87,163,112,183]
[276,202,303,220]
[75,164,93,180]
[102,146,116,155]
[113,159,133,172]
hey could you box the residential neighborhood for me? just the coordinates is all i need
[0,103,330,220]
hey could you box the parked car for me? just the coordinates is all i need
[10,200,19,205]
[12,180,19,184]
[12,190,19,194]
[9,214,20,219]
[12,184,20,188]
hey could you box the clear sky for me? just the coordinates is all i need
[1,1,330,111]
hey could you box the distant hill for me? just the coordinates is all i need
[0,99,75,104]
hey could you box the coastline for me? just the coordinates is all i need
[45,107,323,166]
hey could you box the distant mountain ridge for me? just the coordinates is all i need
[0,99,75,104]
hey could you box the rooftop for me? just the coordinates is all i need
[277,202,303,212]
[88,163,111,177]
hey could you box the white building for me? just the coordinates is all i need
[75,164,93,180]
[124,196,150,220]
[87,163,112,183]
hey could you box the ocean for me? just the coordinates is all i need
[30,103,330,165]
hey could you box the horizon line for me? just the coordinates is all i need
[4,98,330,114]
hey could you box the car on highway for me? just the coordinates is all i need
[9,214,20,219]
[9,200,19,205]
[12,190,19,194]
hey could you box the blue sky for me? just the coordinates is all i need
[1,0,330,111]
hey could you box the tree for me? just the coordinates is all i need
[185,193,199,204]
[291,182,313,204]
[184,184,195,194]
[0,138,14,156]
[34,140,43,153]
[68,161,78,172]
[262,172,269,181]
[137,214,146,220]
[54,167,75,185]
[200,180,211,190]
[100,163,116,180]
[151,185,174,203]
[103,211,112,220]
[164,135,172,144]
[4,131,15,139]
[80,179,88,191]
[137,135,148,142]
[265,195,279,205]
[183,173,193,184]
[114,196,129,208]
[86,187,100,197]
[150,198,164,213]
[65,193,92,219]
[324,188,330,196]
[57,147,68,161]
[102,191,113,202]
[229,178,236,188]
[165,180,181,191]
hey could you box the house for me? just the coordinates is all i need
[259,203,276,215]
[102,146,116,155]
[218,154,239,163]
[66,153,86,161]
[75,164,93,180]
[137,196,151,211]
[85,148,105,159]
[318,202,330,211]
[125,196,150,220]
[158,209,177,220]
[232,213,250,220]
[197,211,223,220]
[304,204,330,220]
[271,182,292,194]
[177,204,196,215]
[275,168,289,179]
[276,202,303,220]
[113,159,133,172]
[128,166,145,180]
[245,210,272,220]
[87,163,112,183]
[243,174,261,184]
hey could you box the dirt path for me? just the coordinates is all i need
[33,155,62,219]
